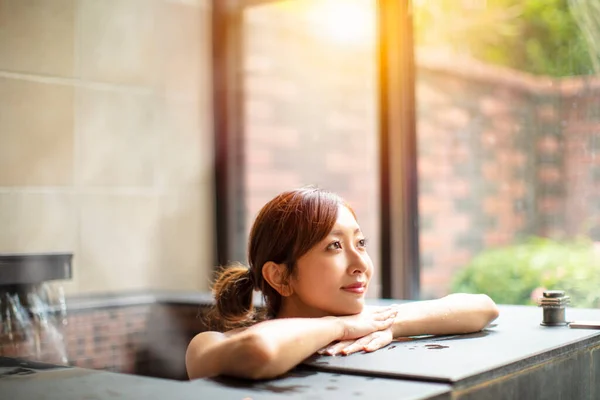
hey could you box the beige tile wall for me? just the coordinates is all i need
[0,0,214,295]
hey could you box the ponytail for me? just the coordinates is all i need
[205,262,257,331]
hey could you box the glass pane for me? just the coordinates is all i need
[414,0,600,308]
[242,0,381,296]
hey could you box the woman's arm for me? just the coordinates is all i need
[391,293,499,337]
[320,294,499,356]
[186,308,397,380]
[186,318,341,380]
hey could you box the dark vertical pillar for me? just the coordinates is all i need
[377,0,420,299]
[212,0,246,268]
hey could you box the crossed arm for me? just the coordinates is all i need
[321,293,500,356]
[185,293,499,380]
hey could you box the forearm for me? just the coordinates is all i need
[391,294,499,338]
[222,317,344,379]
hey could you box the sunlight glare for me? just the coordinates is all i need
[282,0,375,45]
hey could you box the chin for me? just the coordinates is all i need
[334,301,364,316]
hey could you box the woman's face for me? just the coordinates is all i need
[284,205,374,317]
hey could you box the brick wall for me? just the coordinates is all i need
[561,78,600,239]
[416,52,600,298]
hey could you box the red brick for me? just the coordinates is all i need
[419,233,447,250]
[538,166,562,183]
[438,107,470,127]
[480,97,510,116]
[538,197,562,213]
[482,163,501,181]
[483,197,510,214]
[506,181,525,197]
[537,136,560,153]
[507,152,527,167]
[246,125,300,147]
[484,232,511,247]
[438,250,473,267]
[417,83,450,106]
[417,158,435,178]
[492,117,518,134]
[537,105,558,122]
[419,195,448,214]
[325,152,362,172]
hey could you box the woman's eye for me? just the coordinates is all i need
[357,238,368,248]
[327,241,342,250]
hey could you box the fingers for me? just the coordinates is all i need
[339,308,398,341]
[319,332,393,356]
[371,305,397,315]
[319,337,370,356]
[340,336,373,355]
[373,308,398,321]
[363,335,392,352]
[318,340,354,356]
[374,311,397,331]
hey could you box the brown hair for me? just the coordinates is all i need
[206,187,354,331]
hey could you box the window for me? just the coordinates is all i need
[414,0,600,307]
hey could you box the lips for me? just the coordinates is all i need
[341,282,366,294]
[342,282,366,289]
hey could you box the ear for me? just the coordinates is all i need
[262,261,293,297]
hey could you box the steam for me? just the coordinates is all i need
[0,283,68,365]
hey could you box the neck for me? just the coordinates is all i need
[276,295,330,319]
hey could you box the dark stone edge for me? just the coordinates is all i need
[452,334,600,389]
[0,253,73,285]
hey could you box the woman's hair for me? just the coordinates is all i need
[205,187,355,330]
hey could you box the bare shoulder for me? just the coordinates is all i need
[188,326,248,350]
[224,326,248,337]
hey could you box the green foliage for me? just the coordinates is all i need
[414,0,596,77]
[451,237,600,307]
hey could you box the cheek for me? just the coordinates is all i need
[296,265,340,292]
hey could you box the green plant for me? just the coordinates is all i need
[414,0,596,77]
[451,237,600,307]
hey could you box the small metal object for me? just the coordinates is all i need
[538,290,570,326]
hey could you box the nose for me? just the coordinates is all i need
[346,246,369,275]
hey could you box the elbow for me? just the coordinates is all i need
[185,333,279,381]
[471,294,499,331]
[448,293,499,332]
[480,294,500,321]
[236,333,281,380]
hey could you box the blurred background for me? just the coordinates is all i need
[0,0,599,379]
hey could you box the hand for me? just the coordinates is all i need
[318,328,394,356]
[334,306,397,341]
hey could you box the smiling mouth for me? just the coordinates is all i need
[341,284,366,294]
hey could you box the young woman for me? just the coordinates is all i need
[186,188,499,380]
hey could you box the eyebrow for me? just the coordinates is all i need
[330,228,361,236]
